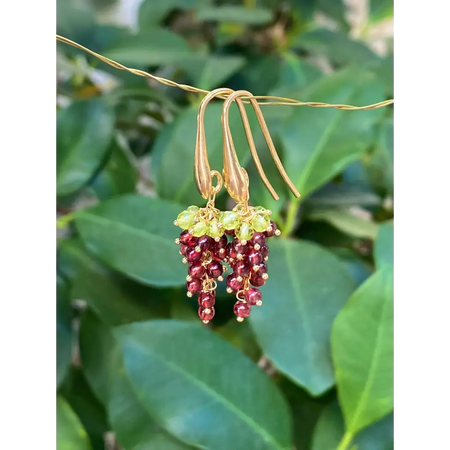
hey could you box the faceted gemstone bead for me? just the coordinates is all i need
[226,273,244,291]
[251,232,266,248]
[209,219,223,239]
[234,260,250,277]
[180,244,188,256]
[247,248,262,266]
[207,261,223,279]
[198,291,215,308]
[187,278,202,293]
[189,261,206,279]
[187,205,200,213]
[244,288,262,305]
[186,247,202,263]
[233,301,251,318]
[264,220,278,238]
[250,273,266,287]
[197,235,213,251]
[192,221,209,237]
[198,307,215,321]
[177,210,196,229]
[235,222,254,241]
[252,213,270,232]
[254,206,267,214]
[260,245,269,259]
[220,211,239,230]
[179,230,197,246]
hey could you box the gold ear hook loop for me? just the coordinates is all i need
[195,88,234,199]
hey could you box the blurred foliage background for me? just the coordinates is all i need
[56,0,393,449]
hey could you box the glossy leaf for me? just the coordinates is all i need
[312,401,393,450]
[280,68,385,199]
[57,275,72,387]
[58,239,170,326]
[57,99,115,196]
[154,103,258,206]
[197,6,273,25]
[103,29,194,66]
[374,221,393,269]
[116,320,292,450]
[75,195,186,287]
[332,267,393,435]
[250,239,356,396]
[330,248,373,287]
[57,396,92,450]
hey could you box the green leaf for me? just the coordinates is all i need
[316,0,350,30]
[292,29,379,67]
[57,396,92,450]
[58,239,171,326]
[75,195,186,287]
[250,239,356,396]
[89,135,137,201]
[116,320,292,450]
[197,6,273,25]
[180,55,246,91]
[57,275,72,387]
[280,68,385,199]
[312,401,393,450]
[369,0,393,23]
[332,267,393,435]
[307,209,380,239]
[374,221,393,269]
[154,103,258,206]
[330,248,373,288]
[79,310,191,450]
[57,99,115,197]
[103,29,194,66]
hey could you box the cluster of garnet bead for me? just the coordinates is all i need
[176,220,280,324]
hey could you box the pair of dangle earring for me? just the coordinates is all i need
[174,88,300,324]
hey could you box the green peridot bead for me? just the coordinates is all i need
[220,211,239,230]
[235,222,254,241]
[252,213,270,232]
[254,206,267,214]
[192,221,209,237]
[208,220,223,239]
[187,205,200,213]
[177,211,196,229]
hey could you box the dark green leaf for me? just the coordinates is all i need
[57,396,92,450]
[75,195,186,287]
[57,99,115,197]
[103,29,194,66]
[316,0,349,31]
[280,68,385,199]
[58,239,171,326]
[374,221,393,269]
[57,275,73,387]
[250,239,356,396]
[332,267,393,435]
[89,135,137,201]
[330,248,373,287]
[116,320,292,450]
[57,0,96,47]
[307,183,381,208]
[154,103,258,206]
[312,401,393,450]
[197,6,273,25]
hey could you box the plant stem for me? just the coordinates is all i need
[336,432,354,450]
[282,199,301,237]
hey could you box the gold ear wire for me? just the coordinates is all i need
[195,88,234,199]
[222,90,300,203]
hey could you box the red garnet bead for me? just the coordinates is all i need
[250,273,266,287]
[260,245,269,259]
[197,235,213,251]
[186,247,202,263]
[215,247,228,260]
[225,229,235,236]
[180,244,188,255]
[207,260,223,278]
[180,230,197,246]
[215,235,228,250]
[234,241,249,255]
[233,301,251,318]
[244,288,262,305]
[234,260,250,277]
[198,291,215,308]
[256,262,267,274]
[187,278,202,293]
[198,307,215,321]
[247,248,262,266]
[251,232,266,248]
[227,273,244,291]
[227,242,238,259]
[189,261,206,279]
[264,220,278,238]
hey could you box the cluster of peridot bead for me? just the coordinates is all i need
[174,205,272,242]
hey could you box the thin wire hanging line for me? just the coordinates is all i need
[56,35,393,110]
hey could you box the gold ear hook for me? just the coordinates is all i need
[195,88,234,199]
[222,90,301,202]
